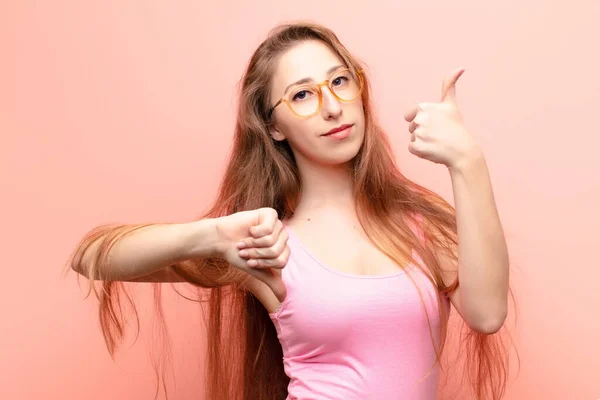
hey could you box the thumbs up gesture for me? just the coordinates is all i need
[404,68,482,170]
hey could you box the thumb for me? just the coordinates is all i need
[251,268,287,303]
[441,68,465,103]
[268,272,287,303]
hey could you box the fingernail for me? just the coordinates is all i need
[247,259,258,267]
[239,250,248,257]
[236,241,246,249]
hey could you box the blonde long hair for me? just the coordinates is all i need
[67,22,517,400]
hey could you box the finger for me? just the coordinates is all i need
[441,68,465,103]
[405,102,434,123]
[249,208,279,238]
[248,244,290,270]
[408,139,428,157]
[240,227,288,260]
[408,141,419,155]
[404,107,418,122]
[252,221,284,248]
[409,126,425,142]
[238,220,283,251]
[418,102,435,112]
[247,268,287,303]
[409,121,418,134]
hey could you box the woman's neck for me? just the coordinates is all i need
[292,161,356,221]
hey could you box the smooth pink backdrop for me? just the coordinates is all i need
[2,1,599,399]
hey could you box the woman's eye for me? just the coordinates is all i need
[332,76,349,86]
[292,90,312,101]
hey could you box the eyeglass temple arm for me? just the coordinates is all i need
[268,99,283,119]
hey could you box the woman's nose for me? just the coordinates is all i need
[320,87,342,119]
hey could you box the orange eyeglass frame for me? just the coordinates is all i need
[267,68,365,119]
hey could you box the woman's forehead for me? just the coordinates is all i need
[272,41,345,91]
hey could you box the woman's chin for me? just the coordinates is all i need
[315,148,362,167]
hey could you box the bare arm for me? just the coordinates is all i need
[441,153,509,334]
[72,218,221,282]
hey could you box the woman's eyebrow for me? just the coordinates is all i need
[283,64,345,94]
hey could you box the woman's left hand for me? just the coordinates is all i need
[404,68,482,170]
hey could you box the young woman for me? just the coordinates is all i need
[68,22,514,400]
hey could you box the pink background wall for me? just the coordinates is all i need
[2,1,599,399]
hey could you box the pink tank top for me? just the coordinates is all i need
[269,225,451,400]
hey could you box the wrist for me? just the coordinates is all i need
[448,149,485,176]
[182,218,223,259]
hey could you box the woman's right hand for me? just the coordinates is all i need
[215,207,289,302]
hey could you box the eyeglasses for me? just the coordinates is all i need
[267,67,364,119]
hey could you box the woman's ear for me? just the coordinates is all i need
[269,126,286,142]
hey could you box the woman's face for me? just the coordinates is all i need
[268,40,365,167]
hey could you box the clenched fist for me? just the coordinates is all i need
[215,207,289,302]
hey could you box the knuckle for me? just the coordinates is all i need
[273,238,285,253]
[261,258,275,267]
[254,248,268,258]
[264,234,276,246]
[277,253,289,266]
[260,226,273,236]
[265,249,277,259]
[414,113,426,125]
